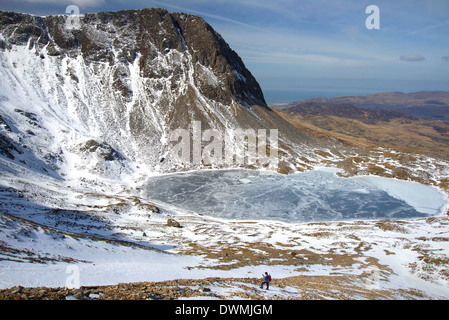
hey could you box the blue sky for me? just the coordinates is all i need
[1,0,448,102]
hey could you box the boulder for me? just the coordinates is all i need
[167,218,181,228]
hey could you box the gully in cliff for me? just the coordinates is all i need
[169,121,279,169]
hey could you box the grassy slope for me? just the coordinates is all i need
[273,108,449,159]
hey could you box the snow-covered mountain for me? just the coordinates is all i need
[1,9,449,298]
[0,8,339,186]
[0,7,339,286]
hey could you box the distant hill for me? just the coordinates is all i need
[290,91,449,121]
[276,100,449,158]
[284,102,416,124]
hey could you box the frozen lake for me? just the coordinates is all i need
[144,168,448,223]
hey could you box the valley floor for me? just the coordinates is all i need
[1,159,449,300]
[1,192,449,300]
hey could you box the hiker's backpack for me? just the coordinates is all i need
[267,275,271,282]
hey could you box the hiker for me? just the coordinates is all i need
[260,272,271,290]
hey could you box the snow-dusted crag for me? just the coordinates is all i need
[0,8,335,184]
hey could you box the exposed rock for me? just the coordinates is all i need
[0,133,21,160]
[70,288,85,300]
[167,218,181,228]
[0,275,431,300]
[79,140,123,161]
[10,286,22,294]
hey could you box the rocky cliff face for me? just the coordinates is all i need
[1,9,265,104]
[0,8,340,187]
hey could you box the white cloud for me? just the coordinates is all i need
[18,0,105,8]
[147,0,265,32]
[399,54,425,62]
[217,21,394,67]
[408,19,449,35]
[241,50,369,68]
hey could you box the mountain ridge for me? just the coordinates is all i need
[284,101,417,124]
[290,91,449,121]
[275,100,449,161]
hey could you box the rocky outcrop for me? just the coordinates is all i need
[167,218,181,227]
[1,9,265,108]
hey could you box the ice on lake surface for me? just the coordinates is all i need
[144,168,448,223]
